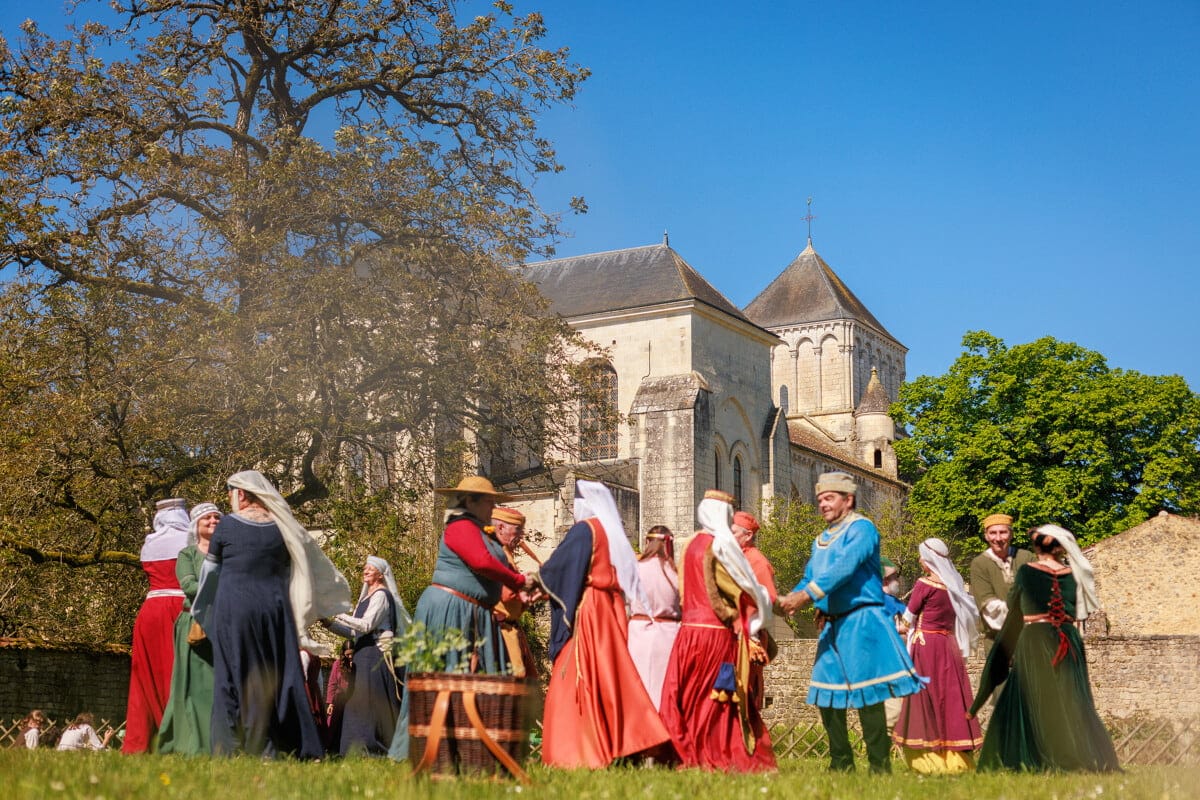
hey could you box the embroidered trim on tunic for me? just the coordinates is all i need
[813,512,864,550]
[810,669,919,691]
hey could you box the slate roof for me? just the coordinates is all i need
[520,244,753,324]
[743,243,901,345]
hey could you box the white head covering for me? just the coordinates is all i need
[141,499,190,562]
[364,555,411,633]
[1033,524,1101,621]
[572,480,649,613]
[918,538,978,658]
[697,496,773,636]
[187,502,221,547]
[227,470,352,655]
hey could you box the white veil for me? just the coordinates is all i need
[228,470,352,655]
[698,497,773,636]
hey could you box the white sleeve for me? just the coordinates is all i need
[981,597,1009,631]
[86,725,103,749]
[23,728,39,748]
[330,591,390,636]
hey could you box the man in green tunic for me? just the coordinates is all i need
[968,513,1034,641]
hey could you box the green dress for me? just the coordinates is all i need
[155,545,215,754]
[970,562,1119,772]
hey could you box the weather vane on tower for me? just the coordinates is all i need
[802,197,816,246]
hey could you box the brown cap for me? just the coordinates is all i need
[491,507,525,526]
[704,489,735,504]
[982,513,1013,530]
[815,471,857,496]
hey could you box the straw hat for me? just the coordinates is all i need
[433,475,514,502]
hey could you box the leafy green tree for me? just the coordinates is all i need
[0,1,600,642]
[894,331,1200,549]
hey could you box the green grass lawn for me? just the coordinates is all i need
[2,751,1197,800]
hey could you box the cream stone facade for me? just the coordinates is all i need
[496,240,908,553]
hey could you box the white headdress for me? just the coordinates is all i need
[227,470,352,655]
[573,480,648,613]
[697,496,773,636]
[1034,524,1101,621]
[364,555,411,633]
[918,538,978,658]
[187,502,221,547]
[141,499,190,562]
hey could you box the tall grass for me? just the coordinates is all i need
[2,751,1197,800]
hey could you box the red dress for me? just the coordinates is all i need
[541,519,671,768]
[659,533,776,772]
[123,559,184,753]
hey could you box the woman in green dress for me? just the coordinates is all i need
[156,502,222,754]
[969,524,1119,772]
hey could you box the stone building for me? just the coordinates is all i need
[496,239,909,554]
[1083,511,1200,636]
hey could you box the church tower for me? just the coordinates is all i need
[744,242,905,479]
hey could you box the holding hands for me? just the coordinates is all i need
[778,589,812,616]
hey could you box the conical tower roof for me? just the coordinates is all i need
[521,243,753,324]
[743,243,901,345]
[855,367,891,416]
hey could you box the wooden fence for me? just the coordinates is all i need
[4,715,1195,766]
[1,716,124,750]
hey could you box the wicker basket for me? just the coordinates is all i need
[407,672,531,782]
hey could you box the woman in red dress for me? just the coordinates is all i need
[659,490,776,772]
[122,498,190,753]
[539,480,672,768]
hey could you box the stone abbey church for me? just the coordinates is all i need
[498,239,910,550]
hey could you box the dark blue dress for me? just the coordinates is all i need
[334,591,402,756]
[208,514,324,758]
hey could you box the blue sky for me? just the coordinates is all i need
[4,1,1198,389]
[529,2,1200,389]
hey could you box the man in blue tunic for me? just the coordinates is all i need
[779,471,924,773]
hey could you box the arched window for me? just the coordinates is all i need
[714,449,722,490]
[733,456,744,510]
[874,449,883,469]
[580,361,618,460]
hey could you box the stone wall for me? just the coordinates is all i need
[762,634,1200,725]
[0,640,130,724]
[8,631,1196,731]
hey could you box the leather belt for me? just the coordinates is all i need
[431,583,488,609]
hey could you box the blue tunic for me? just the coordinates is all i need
[795,512,925,708]
[208,515,324,758]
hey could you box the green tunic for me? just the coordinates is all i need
[155,544,215,754]
[969,548,1034,638]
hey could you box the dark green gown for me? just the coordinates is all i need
[970,562,1119,772]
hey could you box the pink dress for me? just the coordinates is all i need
[626,558,681,709]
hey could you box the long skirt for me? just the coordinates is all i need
[659,624,776,772]
[892,631,982,774]
[123,594,183,753]
[339,644,402,756]
[156,612,214,754]
[978,623,1119,772]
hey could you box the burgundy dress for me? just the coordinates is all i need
[892,577,983,752]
